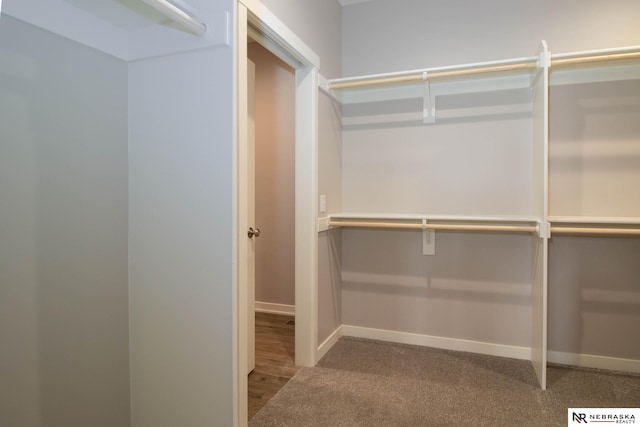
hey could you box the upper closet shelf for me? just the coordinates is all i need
[549,216,640,237]
[324,42,549,124]
[550,45,640,85]
[327,55,541,109]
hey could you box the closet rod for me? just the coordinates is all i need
[329,221,537,233]
[140,0,207,36]
[551,227,640,236]
[551,51,640,67]
[329,61,538,90]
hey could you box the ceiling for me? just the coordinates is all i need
[3,0,227,61]
[60,0,168,30]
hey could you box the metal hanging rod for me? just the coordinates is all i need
[548,215,640,225]
[551,45,640,66]
[551,51,640,68]
[140,0,207,36]
[551,226,640,236]
[328,220,537,234]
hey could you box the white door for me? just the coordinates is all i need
[247,59,257,374]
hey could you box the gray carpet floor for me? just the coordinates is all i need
[249,337,640,426]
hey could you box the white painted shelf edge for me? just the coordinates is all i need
[330,212,540,223]
[328,55,540,90]
[318,213,542,235]
[328,44,640,92]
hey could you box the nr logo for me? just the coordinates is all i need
[573,412,588,423]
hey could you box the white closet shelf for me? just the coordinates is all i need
[324,42,548,124]
[327,45,639,88]
[328,55,540,91]
[326,44,640,98]
[549,216,640,236]
[325,213,540,234]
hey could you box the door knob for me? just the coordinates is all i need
[248,227,261,238]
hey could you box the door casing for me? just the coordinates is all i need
[235,2,321,425]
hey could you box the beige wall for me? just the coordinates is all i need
[318,87,344,343]
[259,0,342,78]
[248,43,296,306]
[0,17,130,427]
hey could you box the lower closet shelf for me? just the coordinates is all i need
[324,213,541,235]
[549,216,640,237]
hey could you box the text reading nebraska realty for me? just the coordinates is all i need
[569,408,639,425]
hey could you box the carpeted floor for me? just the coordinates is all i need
[249,337,640,426]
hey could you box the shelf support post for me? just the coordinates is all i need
[422,72,436,124]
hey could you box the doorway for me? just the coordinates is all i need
[246,41,297,419]
[236,3,320,426]
[248,42,296,321]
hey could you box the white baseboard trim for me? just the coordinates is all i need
[254,301,295,316]
[548,350,640,374]
[317,326,343,361]
[342,325,532,361]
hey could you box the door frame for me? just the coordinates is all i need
[235,1,321,425]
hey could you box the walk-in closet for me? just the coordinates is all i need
[315,42,640,389]
[2,0,638,425]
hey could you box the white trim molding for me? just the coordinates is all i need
[342,325,532,361]
[548,351,640,374]
[255,302,295,315]
[317,326,343,361]
[338,0,376,6]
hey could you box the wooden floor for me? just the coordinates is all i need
[249,312,299,420]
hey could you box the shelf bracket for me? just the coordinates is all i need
[536,221,550,239]
[422,219,436,255]
[422,72,436,124]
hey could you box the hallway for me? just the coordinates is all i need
[249,312,299,419]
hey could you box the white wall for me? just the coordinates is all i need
[0,16,130,427]
[548,236,640,359]
[342,231,533,347]
[548,78,640,359]
[341,0,640,360]
[342,0,640,76]
[248,43,296,307]
[341,92,534,216]
[128,36,236,425]
[549,80,640,217]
